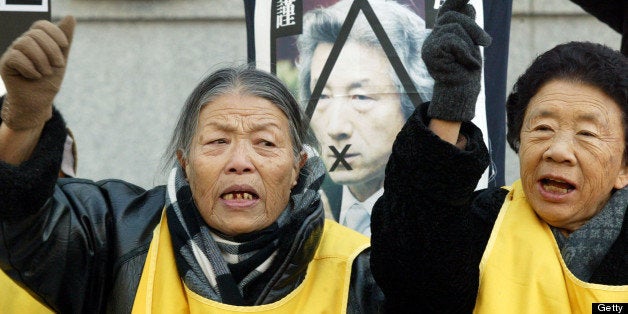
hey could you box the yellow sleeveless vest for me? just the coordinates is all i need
[0,270,53,314]
[132,211,370,313]
[474,180,628,313]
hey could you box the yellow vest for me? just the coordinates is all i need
[0,270,53,314]
[474,180,628,313]
[132,211,370,313]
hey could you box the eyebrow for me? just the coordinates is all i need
[203,119,283,132]
[532,109,557,119]
[312,77,377,93]
[347,80,370,90]
[532,109,604,124]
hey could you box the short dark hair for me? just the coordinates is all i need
[164,66,308,167]
[506,41,628,161]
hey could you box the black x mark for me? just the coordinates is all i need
[329,145,352,171]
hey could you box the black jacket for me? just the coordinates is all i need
[0,106,383,313]
[370,104,628,313]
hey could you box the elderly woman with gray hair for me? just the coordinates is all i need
[296,0,434,235]
[371,0,628,312]
[0,16,383,313]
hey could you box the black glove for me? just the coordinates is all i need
[422,0,492,121]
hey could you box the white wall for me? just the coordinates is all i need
[52,0,248,188]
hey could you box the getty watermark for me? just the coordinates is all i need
[593,303,628,314]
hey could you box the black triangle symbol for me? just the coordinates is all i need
[303,0,426,123]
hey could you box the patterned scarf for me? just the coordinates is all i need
[165,154,325,305]
[551,186,628,281]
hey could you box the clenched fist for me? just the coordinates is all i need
[0,16,75,130]
[422,0,491,122]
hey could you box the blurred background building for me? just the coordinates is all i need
[39,0,622,188]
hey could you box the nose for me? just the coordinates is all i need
[325,98,353,141]
[225,142,255,174]
[542,135,576,165]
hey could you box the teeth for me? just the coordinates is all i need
[544,184,569,194]
[223,192,254,200]
[542,179,573,194]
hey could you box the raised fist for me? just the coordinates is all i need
[422,0,491,122]
[0,16,75,130]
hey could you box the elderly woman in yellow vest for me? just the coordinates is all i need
[0,17,383,313]
[370,0,628,312]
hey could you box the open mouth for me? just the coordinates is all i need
[540,178,575,194]
[220,191,259,200]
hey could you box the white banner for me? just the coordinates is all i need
[0,0,48,12]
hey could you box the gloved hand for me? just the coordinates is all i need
[0,16,75,130]
[422,0,491,121]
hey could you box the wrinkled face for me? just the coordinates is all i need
[519,79,628,232]
[179,93,304,236]
[309,42,405,188]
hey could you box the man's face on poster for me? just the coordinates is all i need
[309,41,406,188]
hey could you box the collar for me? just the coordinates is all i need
[340,185,384,216]
[338,186,383,236]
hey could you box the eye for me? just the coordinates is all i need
[532,124,552,132]
[577,130,597,137]
[208,138,228,145]
[259,140,276,147]
[315,93,332,111]
[350,93,377,112]
[351,94,373,101]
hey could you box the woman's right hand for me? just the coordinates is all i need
[0,16,75,131]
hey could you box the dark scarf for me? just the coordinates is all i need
[165,154,325,305]
[551,186,628,281]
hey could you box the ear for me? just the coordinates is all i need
[614,164,628,189]
[176,150,187,172]
[298,151,308,168]
[292,151,308,188]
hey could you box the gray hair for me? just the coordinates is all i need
[164,66,308,167]
[296,0,434,118]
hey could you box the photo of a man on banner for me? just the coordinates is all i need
[247,0,507,236]
[296,0,435,236]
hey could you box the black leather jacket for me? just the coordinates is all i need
[0,107,383,313]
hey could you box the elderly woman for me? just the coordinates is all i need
[0,17,383,313]
[370,0,628,312]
